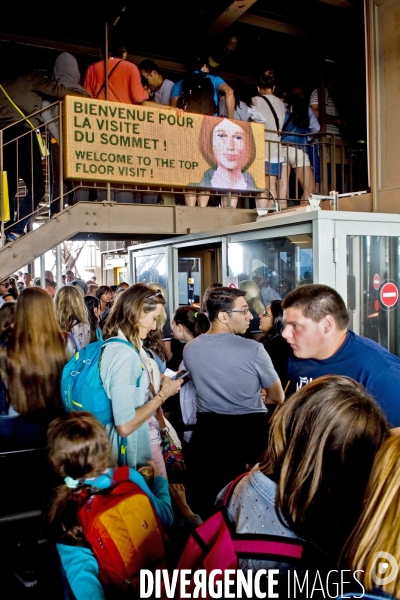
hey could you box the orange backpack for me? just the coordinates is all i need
[78,466,166,594]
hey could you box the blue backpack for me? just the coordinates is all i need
[61,337,135,463]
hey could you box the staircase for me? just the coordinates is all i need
[0,201,256,279]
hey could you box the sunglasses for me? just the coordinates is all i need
[0,282,10,288]
[147,290,163,300]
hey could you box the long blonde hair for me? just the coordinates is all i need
[147,282,167,330]
[259,375,388,559]
[0,288,67,414]
[55,285,89,332]
[239,279,265,315]
[344,435,400,598]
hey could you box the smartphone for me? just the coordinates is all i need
[171,370,191,385]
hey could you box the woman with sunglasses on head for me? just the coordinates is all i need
[259,299,291,388]
[101,284,183,474]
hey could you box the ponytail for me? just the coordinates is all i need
[173,306,210,338]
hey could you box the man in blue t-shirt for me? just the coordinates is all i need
[282,284,400,433]
[170,56,234,118]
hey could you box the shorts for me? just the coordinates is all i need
[285,146,311,169]
[265,160,283,177]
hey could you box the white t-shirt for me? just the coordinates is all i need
[250,95,286,162]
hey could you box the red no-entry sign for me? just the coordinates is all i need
[380,282,399,308]
[373,274,380,290]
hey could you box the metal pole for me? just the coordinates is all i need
[0,129,4,246]
[105,21,109,102]
[105,21,111,202]
[40,254,46,288]
[56,243,62,288]
[59,101,64,211]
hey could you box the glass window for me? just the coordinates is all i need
[134,253,167,288]
[227,236,313,331]
[347,235,400,357]
[228,235,313,300]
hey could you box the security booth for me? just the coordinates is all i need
[128,209,400,358]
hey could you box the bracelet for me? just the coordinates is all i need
[157,389,167,404]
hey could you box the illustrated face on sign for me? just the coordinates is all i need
[212,120,246,172]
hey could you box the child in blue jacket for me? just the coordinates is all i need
[46,411,173,600]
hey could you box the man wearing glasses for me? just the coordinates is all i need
[139,59,174,105]
[183,286,284,517]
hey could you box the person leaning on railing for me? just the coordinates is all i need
[0,52,89,243]
[41,52,91,216]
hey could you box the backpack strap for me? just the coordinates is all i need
[94,60,123,99]
[112,465,130,484]
[102,337,135,350]
[260,95,281,133]
[230,533,305,560]
[65,331,79,353]
[222,472,250,507]
[0,84,38,132]
[100,338,139,467]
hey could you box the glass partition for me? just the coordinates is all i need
[227,235,313,303]
[227,235,313,333]
[347,235,400,357]
[134,253,167,289]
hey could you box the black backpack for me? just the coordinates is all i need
[181,72,217,115]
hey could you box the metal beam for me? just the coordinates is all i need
[0,202,256,280]
[205,0,258,36]
[237,13,307,38]
[315,0,354,8]
[0,32,255,83]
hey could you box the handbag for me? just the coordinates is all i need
[0,84,50,158]
[94,60,123,99]
[157,409,186,475]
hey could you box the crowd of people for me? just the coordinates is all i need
[0,268,399,599]
[0,43,347,242]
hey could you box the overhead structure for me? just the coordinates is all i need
[205,0,258,35]
[0,203,256,280]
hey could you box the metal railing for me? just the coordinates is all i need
[1,103,368,247]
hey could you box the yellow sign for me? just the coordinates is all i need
[64,96,265,192]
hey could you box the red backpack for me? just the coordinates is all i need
[176,473,306,599]
[78,466,166,595]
